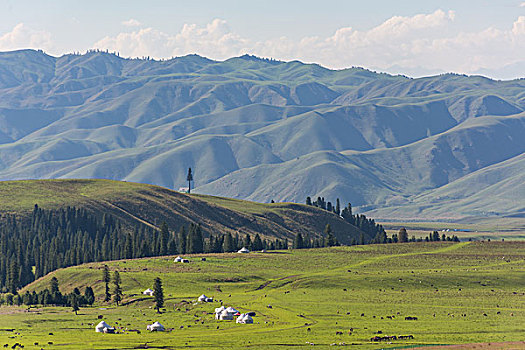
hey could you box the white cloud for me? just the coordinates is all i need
[93,10,525,78]
[0,23,53,52]
[122,19,142,27]
[520,2,525,7]
[4,10,523,79]
[94,19,247,59]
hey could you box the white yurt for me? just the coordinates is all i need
[238,247,250,253]
[95,321,115,333]
[219,309,234,320]
[143,288,154,296]
[198,294,208,302]
[236,314,254,324]
[225,306,239,314]
[147,321,165,332]
[174,256,183,262]
[215,306,225,319]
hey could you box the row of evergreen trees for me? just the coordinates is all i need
[306,197,387,243]
[0,205,286,293]
[0,276,94,312]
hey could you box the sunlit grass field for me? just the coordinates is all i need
[1,242,524,349]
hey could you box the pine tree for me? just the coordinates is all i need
[84,286,95,305]
[293,233,304,249]
[103,265,111,302]
[112,271,122,306]
[223,233,234,252]
[160,222,169,255]
[8,259,19,294]
[177,226,187,254]
[71,293,80,315]
[398,228,408,243]
[335,198,341,216]
[153,277,164,313]
[252,234,263,251]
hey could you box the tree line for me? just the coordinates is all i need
[0,276,94,313]
[0,205,286,293]
[306,196,387,244]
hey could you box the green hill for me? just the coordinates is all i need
[5,241,524,349]
[0,179,367,244]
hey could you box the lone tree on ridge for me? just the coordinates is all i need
[187,167,193,193]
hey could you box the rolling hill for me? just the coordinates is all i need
[0,179,368,245]
[0,49,524,221]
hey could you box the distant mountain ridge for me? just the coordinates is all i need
[0,49,524,221]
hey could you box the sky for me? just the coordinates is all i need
[0,0,524,79]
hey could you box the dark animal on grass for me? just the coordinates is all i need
[371,335,397,342]
[336,331,343,335]
[405,316,418,320]
[398,335,414,339]
[98,315,103,319]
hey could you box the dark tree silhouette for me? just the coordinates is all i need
[153,277,164,313]
[103,265,111,302]
[187,167,193,193]
[112,271,122,306]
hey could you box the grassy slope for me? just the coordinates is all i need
[0,179,366,244]
[2,242,523,349]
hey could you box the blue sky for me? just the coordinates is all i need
[1,0,524,78]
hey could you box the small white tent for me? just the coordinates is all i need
[95,321,115,333]
[215,306,225,319]
[238,247,250,253]
[225,306,239,314]
[143,288,154,296]
[198,294,208,302]
[236,313,254,324]
[147,321,165,332]
[174,256,183,262]
[219,309,234,320]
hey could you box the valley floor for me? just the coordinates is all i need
[1,242,524,349]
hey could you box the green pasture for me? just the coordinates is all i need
[1,242,524,349]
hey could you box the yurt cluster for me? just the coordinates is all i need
[214,306,254,324]
[95,291,255,334]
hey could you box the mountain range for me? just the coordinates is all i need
[0,49,524,221]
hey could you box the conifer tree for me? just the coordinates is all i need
[398,228,408,243]
[103,265,111,302]
[112,271,122,306]
[153,277,164,313]
[293,233,304,249]
[223,233,234,252]
[84,286,95,305]
[71,293,80,315]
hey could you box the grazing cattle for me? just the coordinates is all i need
[405,316,418,320]
[371,335,397,342]
[361,313,365,317]
[98,315,103,319]
[307,328,311,332]
[335,331,343,335]
[398,335,414,340]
